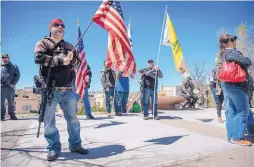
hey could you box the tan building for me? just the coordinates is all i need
[160,84,181,97]
[14,87,40,114]
[89,92,105,108]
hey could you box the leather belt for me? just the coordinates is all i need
[54,87,73,91]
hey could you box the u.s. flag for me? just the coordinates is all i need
[92,0,136,77]
[75,24,88,98]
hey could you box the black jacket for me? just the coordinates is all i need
[34,37,80,87]
[85,65,92,89]
[1,62,20,87]
[139,68,163,90]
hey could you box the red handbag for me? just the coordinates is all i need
[218,53,246,82]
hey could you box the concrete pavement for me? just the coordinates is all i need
[1,114,37,164]
[1,109,253,167]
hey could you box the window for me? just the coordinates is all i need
[22,105,32,111]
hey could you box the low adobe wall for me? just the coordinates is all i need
[149,96,185,110]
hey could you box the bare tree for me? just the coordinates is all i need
[235,24,254,72]
[191,59,208,90]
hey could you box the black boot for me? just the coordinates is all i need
[70,146,89,154]
[10,116,18,120]
[86,115,95,119]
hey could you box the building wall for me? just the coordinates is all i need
[15,99,39,114]
[160,85,181,97]
[13,87,40,114]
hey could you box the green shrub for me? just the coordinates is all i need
[77,106,85,115]
[91,105,106,112]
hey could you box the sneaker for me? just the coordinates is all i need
[218,117,225,123]
[86,115,95,119]
[47,150,60,161]
[231,139,252,146]
[107,113,111,117]
[143,116,149,120]
[10,116,18,120]
[1,118,6,121]
[70,146,89,155]
[115,112,122,116]
[155,116,160,120]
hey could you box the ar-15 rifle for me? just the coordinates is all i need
[33,71,55,138]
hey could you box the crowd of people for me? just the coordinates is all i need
[1,18,254,161]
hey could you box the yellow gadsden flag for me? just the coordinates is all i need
[162,13,189,75]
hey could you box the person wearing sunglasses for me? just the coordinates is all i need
[218,34,253,146]
[1,53,20,121]
[34,18,88,161]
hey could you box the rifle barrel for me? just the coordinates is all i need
[37,121,41,138]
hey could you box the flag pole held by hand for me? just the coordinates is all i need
[153,6,167,120]
[72,20,93,52]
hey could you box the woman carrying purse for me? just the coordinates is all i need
[218,34,252,146]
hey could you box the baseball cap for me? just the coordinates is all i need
[49,18,65,28]
[2,53,9,58]
[148,59,154,63]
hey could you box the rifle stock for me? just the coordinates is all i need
[36,67,52,138]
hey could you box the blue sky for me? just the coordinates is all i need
[2,1,254,92]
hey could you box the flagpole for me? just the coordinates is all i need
[152,6,167,120]
[111,70,119,115]
[128,18,132,49]
[72,20,93,51]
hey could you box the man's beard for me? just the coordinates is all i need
[52,29,64,41]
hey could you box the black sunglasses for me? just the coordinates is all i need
[53,23,65,28]
[229,36,237,42]
[221,36,237,44]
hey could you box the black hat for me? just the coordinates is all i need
[148,59,154,63]
[2,53,9,58]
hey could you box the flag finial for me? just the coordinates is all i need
[77,18,80,26]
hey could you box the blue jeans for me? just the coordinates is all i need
[71,81,92,116]
[210,85,219,105]
[1,87,15,118]
[140,91,144,111]
[144,88,158,117]
[247,110,254,133]
[224,83,249,140]
[210,84,224,117]
[43,90,81,153]
[105,88,117,113]
[82,88,92,116]
[115,91,129,113]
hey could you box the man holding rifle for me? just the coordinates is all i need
[34,18,88,161]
